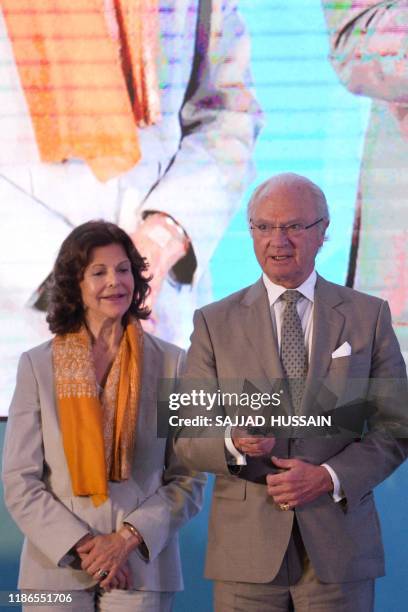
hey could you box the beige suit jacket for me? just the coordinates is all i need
[2,333,206,591]
[175,275,408,584]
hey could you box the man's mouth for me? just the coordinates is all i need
[270,255,291,261]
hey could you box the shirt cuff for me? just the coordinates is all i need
[225,426,247,466]
[321,463,344,502]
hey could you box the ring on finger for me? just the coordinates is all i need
[279,502,291,511]
[96,568,109,579]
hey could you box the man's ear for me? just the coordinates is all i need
[321,219,330,243]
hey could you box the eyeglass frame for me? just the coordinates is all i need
[249,217,325,237]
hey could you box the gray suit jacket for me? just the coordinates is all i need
[2,333,206,591]
[175,275,408,584]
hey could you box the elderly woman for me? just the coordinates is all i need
[2,221,205,612]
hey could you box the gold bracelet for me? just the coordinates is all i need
[122,522,140,540]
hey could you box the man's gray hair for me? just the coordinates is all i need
[247,173,330,227]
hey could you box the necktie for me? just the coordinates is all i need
[280,290,308,413]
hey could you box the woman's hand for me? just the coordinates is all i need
[77,529,141,590]
[105,561,133,591]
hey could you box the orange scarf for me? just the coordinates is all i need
[53,320,143,507]
[2,0,161,182]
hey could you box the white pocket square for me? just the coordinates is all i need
[331,341,352,359]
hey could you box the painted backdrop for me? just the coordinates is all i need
[1,2,407,611]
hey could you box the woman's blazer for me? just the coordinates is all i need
[2,333,205,591]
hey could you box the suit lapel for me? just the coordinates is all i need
[241,278,284,386]
[239,276,347,412]
[301,275,346,413]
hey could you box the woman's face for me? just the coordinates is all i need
[79,243,135,326]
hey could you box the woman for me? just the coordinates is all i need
[2,221,205,611]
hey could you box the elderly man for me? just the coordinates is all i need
[175,173,408,611]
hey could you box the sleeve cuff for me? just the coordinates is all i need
[322,463,344,503]
[57,530,92,568]
[225,426,247,466]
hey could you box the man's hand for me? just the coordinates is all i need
[131,213,189,332]
[77,530,141,591]
[266,456,333,508]
[232,427,276,457]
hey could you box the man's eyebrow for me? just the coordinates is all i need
[254,217,303,224]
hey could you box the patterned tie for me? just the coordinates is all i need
[280,290,308,413]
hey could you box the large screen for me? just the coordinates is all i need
[0,0,406,417]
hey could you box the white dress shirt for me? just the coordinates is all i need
[225,270,343,501]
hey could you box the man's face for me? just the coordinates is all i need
[250,182,328,288]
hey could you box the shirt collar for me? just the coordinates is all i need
[262,270,317,307]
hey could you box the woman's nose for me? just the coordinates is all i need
[106,270,120,286]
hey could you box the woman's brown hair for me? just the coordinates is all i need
[46,221,151,334]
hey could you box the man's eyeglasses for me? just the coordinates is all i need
[249,217,324,237]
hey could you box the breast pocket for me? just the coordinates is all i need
[328,354,369,375]
[323,354,371,432]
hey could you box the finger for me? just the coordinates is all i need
[261,438,276,450]
[123,564,133,590]
[114,567,127,590]
[272,493,298,506]
[267,475,299,490]
[100,566,118,591]
[86,559,109,576]
[239,437,259,447]
[81,554,100,572]
[245,450,265,457]
[242,439,268,450]
[266,472,289,486]
[267,481,290,493]
[76,539,95,554]
[242,446,265,455]
[93,566,109,580]
[267,486,293,500]
[126,572,133,591]
[271,456,296,469]
[120,568,130,590]
[108,576,119,591]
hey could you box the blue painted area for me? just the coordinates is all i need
[211,0,371,299]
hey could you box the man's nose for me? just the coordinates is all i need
[266,227,290,247]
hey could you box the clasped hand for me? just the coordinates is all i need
[231,430,333,508]
[76,530,141,591]
[266,456,333,508]
[231,427,276,456]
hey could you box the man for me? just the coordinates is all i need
[322,0,408,361]
[0,0,261,406]
[175,173,408,611]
